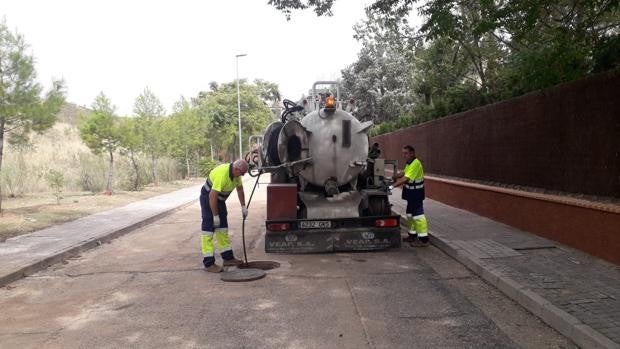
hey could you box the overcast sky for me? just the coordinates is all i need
[1,0,371,115]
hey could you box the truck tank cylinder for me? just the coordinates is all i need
[286,135,302,161]
[277,120,310,164]
[262,121,283,166]
[277,109,371,188]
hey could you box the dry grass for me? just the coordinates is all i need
[0,178,203,242]
[1,122,185,195]
[0,111,194,242]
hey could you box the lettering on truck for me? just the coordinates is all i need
[345,238,391,246]
[268,241,315,248]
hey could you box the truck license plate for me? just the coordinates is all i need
[299,220,332,229]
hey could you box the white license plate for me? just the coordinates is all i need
[299,220,332,229]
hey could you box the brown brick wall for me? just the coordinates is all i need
[372,71,620,198]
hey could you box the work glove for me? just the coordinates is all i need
[241,205,249,219]
[213,214,220,227]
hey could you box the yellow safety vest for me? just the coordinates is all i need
[402,158,425,201]
[204,163,242,201]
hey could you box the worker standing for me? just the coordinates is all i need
[199,159,249,273]
[390,145,429,247]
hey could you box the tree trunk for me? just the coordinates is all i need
[462,42,486,91]
[196,151,200,176]
[185,146,190,179]
[151,153,158,186]
[106,149,114,195]
[0,120,5,214]
[130,150,139,190]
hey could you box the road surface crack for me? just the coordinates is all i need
[345,278,375,349]
[63,268,204,278]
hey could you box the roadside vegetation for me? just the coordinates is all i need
[270,0,620,135]
[0,111,208,241]
[0,179,203,242]
[0,19,280,238]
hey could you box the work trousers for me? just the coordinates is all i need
[199,186,235,267]
[406,199,429,242]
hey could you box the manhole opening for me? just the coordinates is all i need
[239,261,281,270]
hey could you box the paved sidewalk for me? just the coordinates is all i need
[0,184,203,288]
[391,192,620,349]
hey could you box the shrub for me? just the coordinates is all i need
[45,169,65,204]
[117,156,151,191]
[0,151,43,197]
[198,159,220,177]
[157,158,182,183]
[77,152,106,193]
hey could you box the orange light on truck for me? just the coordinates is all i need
[325,96,336,108]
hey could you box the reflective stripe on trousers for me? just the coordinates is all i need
[201,231,214,257]
[406,214,428,237]
[201,228,232,256]
[214,227,232,253]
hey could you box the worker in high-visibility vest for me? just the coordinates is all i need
[390,145,429,247]
[199,159,249,273]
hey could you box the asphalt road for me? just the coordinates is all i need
[0,182,575,349]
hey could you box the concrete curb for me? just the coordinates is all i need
[0,200,196,288]
[396,213,619,349]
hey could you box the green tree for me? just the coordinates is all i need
[134,86,165,118]
[193,88,238,160]
[166,97,206,178]
[79,93,121,195]
[382,0,620,93]
[0,20,65,212]
[272,0,619,90]
[133,87,166,186]
[492,0,620,93]
[341,9,418,123]
[268,0,336,18]
[117,116,144,190]
[254,78,282,104]
[193,80,274,161]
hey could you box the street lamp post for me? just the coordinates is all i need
[235,53,247,160]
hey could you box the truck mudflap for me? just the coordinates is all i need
[265,215,402,253]
[265,228,401,253]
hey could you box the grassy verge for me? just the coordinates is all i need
[0,178,204,242]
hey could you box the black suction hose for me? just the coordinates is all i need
[242,170,263,264]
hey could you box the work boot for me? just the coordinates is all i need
[410,240,430,247]
[403,235,417,243]
[205,264,223,273]
[223,258,244,267]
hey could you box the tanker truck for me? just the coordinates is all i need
[248,81,401,253]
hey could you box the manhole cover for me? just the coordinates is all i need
[239,261,281,270]
[221,268,266,282]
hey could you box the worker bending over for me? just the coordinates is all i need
[199,159,249,273]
